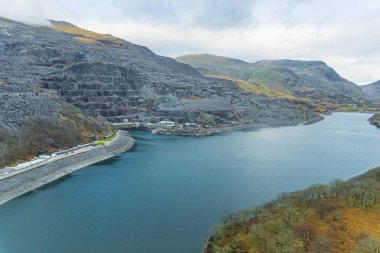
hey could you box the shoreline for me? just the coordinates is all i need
[203,112,379,135]
[0,131,135,206]
[203,166,380,253]
[204,115,325,135]
[142,114,326,137]
[131,111,377,137]
[0,112,374,206]
[0,115,324,205]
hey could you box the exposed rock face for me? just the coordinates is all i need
[176,54,365,103]
[369,114,380,128]
[0,83,63,129]
[361,80,380,103]
[0,17,309,130]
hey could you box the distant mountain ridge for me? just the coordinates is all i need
[361,80,380,103]
[176,54,365,103]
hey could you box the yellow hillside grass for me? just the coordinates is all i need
[52,25,125,47]
[206,74,296,100]
[308,202,380,253]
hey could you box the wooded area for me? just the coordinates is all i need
[0,107,111,168]
[207,167,380,253]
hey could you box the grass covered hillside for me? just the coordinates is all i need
[206,167,380,253]
[176,54,364,104]
[176,54,253,80]
[254,60,363,99]
[206,74,297,100]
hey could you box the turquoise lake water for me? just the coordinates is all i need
[0,113,380,253]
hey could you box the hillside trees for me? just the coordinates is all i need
[207,167,380,253]
[0,109,111,168]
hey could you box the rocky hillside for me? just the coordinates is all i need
[205,166,380,253]
[0,17,312,132]
[176,54,365,104]
[0,81,112,167]
[361,80,380,103]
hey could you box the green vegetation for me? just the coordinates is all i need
[337,106,358,112]
[176,54,253,80]
[336,105,380,113]
[59,106,112,136]
[207,167,380,253]
[354,236,380,253]
[177,54,365,105]
[97,132,117,142]
[207,74,296,100]
[247,66,299,92]
[0,107,111,168]
[176,54,313,101]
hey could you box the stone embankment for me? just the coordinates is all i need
[0,131,135,206]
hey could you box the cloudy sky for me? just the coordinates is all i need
[1,0,379,84]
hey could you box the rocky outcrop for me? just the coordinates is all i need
[369,114,380,128]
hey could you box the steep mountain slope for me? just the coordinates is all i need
[0,17,311,132]
[361,80,380,102]
[0,82,112,167]
[176,54,364,103]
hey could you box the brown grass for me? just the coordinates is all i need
[307,201,380,252]
[52,25,125,47]
[73,36,101,45]
[207,74,297,100]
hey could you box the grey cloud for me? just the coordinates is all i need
[0,0,51,25]
[111,0,257,29]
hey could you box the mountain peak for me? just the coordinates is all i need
[255,59,327,67]
[176,53,364,101]
[177,53,250,65]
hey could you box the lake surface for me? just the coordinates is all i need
[0,113,380,253]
